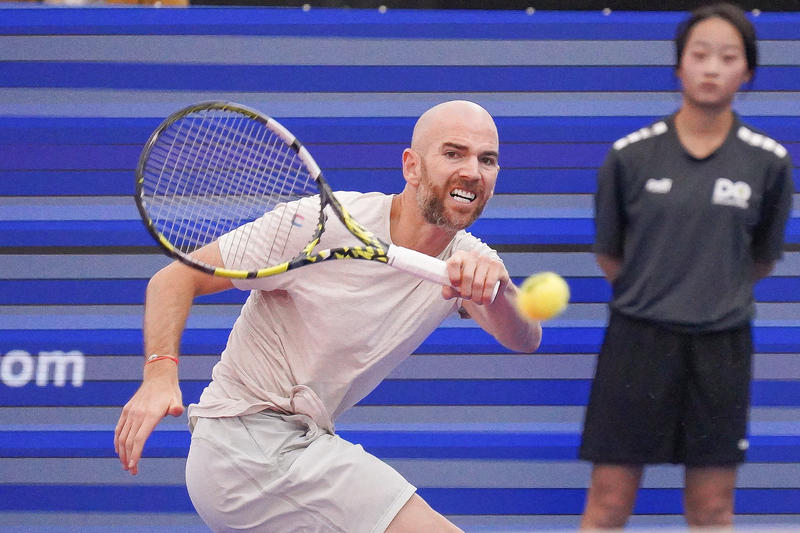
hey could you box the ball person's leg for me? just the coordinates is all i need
[580,464,643,530]
[684,466,737,527]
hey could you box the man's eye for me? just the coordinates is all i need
[444,151,459,158]
[481,157,497,166]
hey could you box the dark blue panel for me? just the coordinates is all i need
[2,378,798,408]
[0,485,196,513]
[22,217,800,249]
[5,277,799,306]
[0,279,149,305]
[0,329,221,356]
[1,484,797,514]
[0,430,190,458]
[0,142,608,170]
[0,279,246,305]
[4,431,800,462]
[2,8,798,40]
[0,145,141,171]
[2,327,799,357]
[0,171,135,196]
[6,63,800,92]
[420,488,800,515]
[5,139,792,172]
[754,277,800,302]
[0,218,600,247]
[5,116,800,145]
[747,435,800,462]
[0,221,156,247]
[753,326,800,354]
[359,379,591,406]
[0,117,158,145]
[0,381,207,408]
[0,168,602,196]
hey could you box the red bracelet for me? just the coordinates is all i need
[144,354,179,366]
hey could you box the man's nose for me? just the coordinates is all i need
[459,156,481,179]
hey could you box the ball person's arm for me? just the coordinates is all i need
[754,261,776,281]
[114,242,233,475]
[443,250,542,353]
[596,253,622,283]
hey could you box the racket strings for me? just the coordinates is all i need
[140,108,318,268]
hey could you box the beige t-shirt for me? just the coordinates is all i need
[188,191,499,432]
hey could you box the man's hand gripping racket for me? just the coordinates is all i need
[135,101,500,302]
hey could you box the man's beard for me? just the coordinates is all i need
[417,164,485,232]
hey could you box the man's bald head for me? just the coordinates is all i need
[410,100,498,154]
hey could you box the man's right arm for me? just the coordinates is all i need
[114,242,233,475]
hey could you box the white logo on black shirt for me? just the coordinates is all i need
[712,178,751,209]
[645,178,673,194]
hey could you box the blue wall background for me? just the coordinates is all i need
[0,5,798,532]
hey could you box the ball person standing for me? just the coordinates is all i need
[579,3,794,529]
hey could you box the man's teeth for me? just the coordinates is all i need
[450,189,476,203]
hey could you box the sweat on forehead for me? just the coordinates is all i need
[410,100,497,151]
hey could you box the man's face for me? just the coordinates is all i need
[414,118,499,232]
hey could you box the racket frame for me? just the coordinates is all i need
[135,101,495,299]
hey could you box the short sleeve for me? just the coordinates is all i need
[218,195,320,291]
[752,155,795,263]
[592,149,626,257]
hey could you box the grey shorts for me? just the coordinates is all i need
[185,410,416,533]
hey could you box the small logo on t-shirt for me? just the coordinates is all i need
[291,213,305,227]
[712,178,751,209]
[645,178,673,194]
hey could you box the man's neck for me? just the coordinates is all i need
[390,192,455,257]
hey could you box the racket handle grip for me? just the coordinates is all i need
[386,244,500,303]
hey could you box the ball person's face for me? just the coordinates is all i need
[677,16,751,111]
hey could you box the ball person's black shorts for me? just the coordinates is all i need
[579,311,753,466]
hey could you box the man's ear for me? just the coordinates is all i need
[402,148,420,186]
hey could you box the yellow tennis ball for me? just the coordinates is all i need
[516,271,570,321]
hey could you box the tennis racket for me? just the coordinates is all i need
[135,101,499,300]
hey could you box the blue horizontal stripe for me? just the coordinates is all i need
[4,430,799,462]
[0,327,597,355]
[2,140,796,174]
[0,169,600,196]
[1,379,798,408]
[0,145,141,171]
[4,116,800,145]
[6,218,800,248]
[2,327,800,356]
[0,485,196,513]
[421,487,800,515]
[0,218,600,247]
[0,279,242,305]
[0,430,189,458]
[0,484,798,514]
[0,142,610,170]
[5,63,800,92]
[3,277,798,305]
[2,8,798,40]
[0,221,155,247]
[2,168,798,197]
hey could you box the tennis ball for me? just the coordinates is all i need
[516,271,570,321]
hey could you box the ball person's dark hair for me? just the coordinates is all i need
[675,2,757,77]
